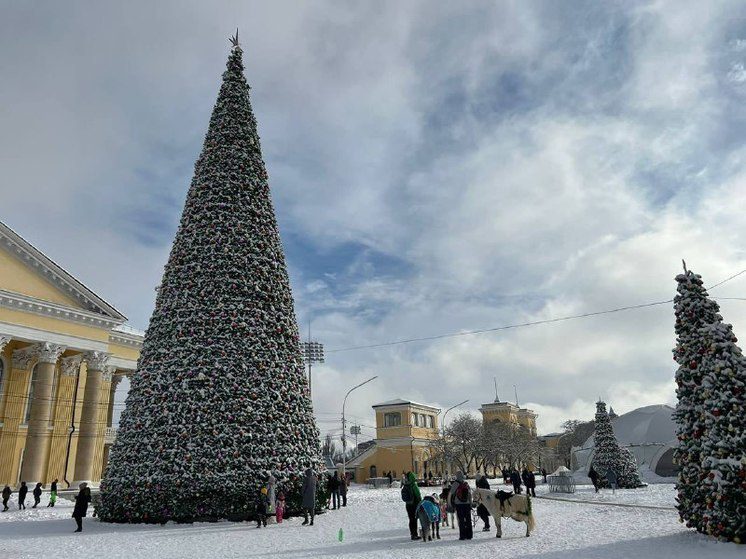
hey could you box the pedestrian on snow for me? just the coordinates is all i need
[523,469,536,497]
[339,473,348,507]
[328,471,341,509]
[48,479,58,507]
[606,469,618,493]
[255,487,269,528]
[18,481,28,510]
[275,491,286,523]
[427,471,433,484]
[588,466,600,493]
[502,468,510,484]
[475,474,491,531]
[510,470,522,494]
[301,467,317,526]
[387,471,393,486]
[266,472,276,517]
[32,483,42,508]
[401,471,422,540]
[449,471,473,540]
[541,468,548,484]
[72,483,91,532]
[415,494,441,541]
[2,486,10,512]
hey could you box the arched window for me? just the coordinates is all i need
[24,364,38,424]
[369,465,377,478]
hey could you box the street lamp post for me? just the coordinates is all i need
[440,399,469,477]
[342,376,378,476]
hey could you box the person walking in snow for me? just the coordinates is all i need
[18,481,28,510]
[387,471,393,486]
[32,483,42,508]
[275,491,286,523]
[339,473,348,507]
[72,483,91,532]
[475,474,491,531]
[541,468,548,484]
[606,469,618,493]
[588,466,600,492]
[47,479,58,507]
[2,486,11,512]
[522,469,536,497]
[255,487,269,528]
[449,471,473,540]
[301,467,317,526]
[401,471,422,540]
[329,471,341,510]
[510,470,522,494]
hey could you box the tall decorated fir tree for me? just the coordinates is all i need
[590,401,643,488]
[672,266,726,534]
[99,34,324,522]
[682,288,745,541]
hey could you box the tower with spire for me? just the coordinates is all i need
[98,33,324,522]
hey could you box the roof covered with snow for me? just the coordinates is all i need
[582,404,676,448]
[372,398,440,411]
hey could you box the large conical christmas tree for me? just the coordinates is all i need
[674,266,745,543]
[99,35,324,523]
[590,401,643,488]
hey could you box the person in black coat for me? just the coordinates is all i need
[72,483,91,532]
[32,483,42,508]
[588,466,600,493]
[509,470,522,494]
[522,470,536,497]
[475,474,491,531]
[18,482,28,510]
[2,486,11,512]
[328,472,341,510]
[387,471,393,486]
[339,473,348,507]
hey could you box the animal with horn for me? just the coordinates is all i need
[473,488,536,537]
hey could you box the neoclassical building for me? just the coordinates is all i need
[0,220,142,487]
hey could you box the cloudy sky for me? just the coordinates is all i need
[2,1,746,440]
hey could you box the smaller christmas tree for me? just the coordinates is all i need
[591,401,644,488]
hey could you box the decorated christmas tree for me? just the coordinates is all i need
[672,265,726,534]
[674,265,745,542]
[590,401,643,488]
[99,33,324,523]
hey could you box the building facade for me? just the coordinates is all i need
[479,399,537,435]
[348,399,441,482]
[0,221,142,487]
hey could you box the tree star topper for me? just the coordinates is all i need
[230,28,240,49]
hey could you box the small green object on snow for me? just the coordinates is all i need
[338,528,344,542]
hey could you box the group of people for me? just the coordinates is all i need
[2,479,59,511]
[254,468,350,529]
[401,470,479,542]
[1,479,91,533]
[588,466,618,492]
[500,468,538,497]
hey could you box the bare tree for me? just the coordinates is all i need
[483,421,539,470]
[444,413,482,474]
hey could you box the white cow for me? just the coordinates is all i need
[473,488,536,538]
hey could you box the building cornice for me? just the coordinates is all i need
[0,221,126,321]
[108,331,143,348]
[0,290,123,330]
[0,321,108,353]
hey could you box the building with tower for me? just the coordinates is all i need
[0,220,143,487]
[479,398,538,436]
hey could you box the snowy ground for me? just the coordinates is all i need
[534,481,676,508]
[0,484,740,559]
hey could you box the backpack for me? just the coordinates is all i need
[455,481,469,502]
[401,483,414,504]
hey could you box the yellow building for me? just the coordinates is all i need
[479,398,537,436]
[0,220,142,488]
[348,399,441,482]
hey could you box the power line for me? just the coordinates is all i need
[326,268,746,354]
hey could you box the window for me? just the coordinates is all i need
[24,364,38,424]
[384,412,401,427]
[413,413,419,427]
[427,415,434,428]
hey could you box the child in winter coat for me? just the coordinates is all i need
[255,487,269,528]
[415,495,441,542]
[275,491,286,524]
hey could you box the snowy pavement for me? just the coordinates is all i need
[533,481,676,508]
[0,485,740,559]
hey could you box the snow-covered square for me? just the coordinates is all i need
[0,484,740,559]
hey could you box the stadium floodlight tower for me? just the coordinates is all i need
[300,327,324,398]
